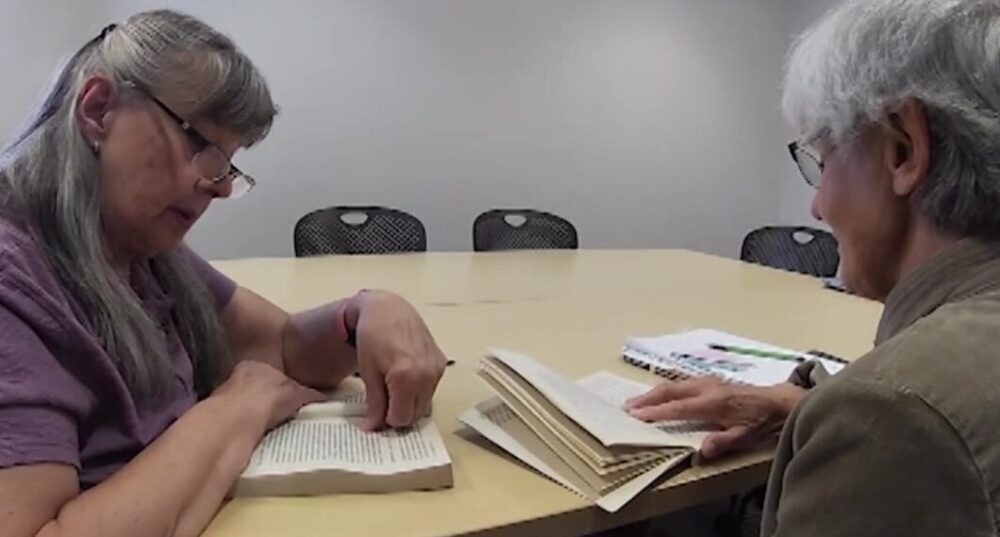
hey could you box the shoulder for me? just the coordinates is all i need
[0,214,83,336]
[842,292,1000,404]
[0,214,49,274]
[802,294,1000,487]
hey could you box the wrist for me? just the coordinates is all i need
[203,391,268,444]
[335,299,356,348]
[196,396,267,499]
[765,382,808,418]
[342,289,376,346]
[336,289,365,347]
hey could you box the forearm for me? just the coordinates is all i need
[222,287,359,389]
[39,396,260,537]
[281,299,358,389]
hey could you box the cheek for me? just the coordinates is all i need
[813,172,854,236]
[814,165,863,257]
[821,161,903,298]
[818,154,878,232]
[108,138,182,206]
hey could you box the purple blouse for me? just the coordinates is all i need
[0,219,236,488]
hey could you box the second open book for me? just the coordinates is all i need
[460,349,713,512]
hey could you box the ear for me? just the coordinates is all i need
[75,75,117,147]
[883,99,931,197]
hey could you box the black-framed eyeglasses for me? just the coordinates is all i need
[788,141,824,189]
[123,81,256,199]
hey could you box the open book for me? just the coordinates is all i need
[233,381,453,497]
[459,349,712,512]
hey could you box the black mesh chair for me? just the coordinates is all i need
[473,209,579,252]
[740,226,839,277]
[294,206,427,257]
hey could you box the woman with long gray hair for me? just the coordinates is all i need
[627,0,1000,534]
[0,10,446,537]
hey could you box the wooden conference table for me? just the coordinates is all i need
[202,249,881,537]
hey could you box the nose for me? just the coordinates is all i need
[810,191,823,222]
[197,176,233,199]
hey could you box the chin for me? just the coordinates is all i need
[838,251,871,299]
[841,271,869,299]
[841,260,894,302]
[142,233,186,258]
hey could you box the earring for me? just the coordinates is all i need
[92,141,100,155]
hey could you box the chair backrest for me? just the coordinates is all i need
[294,206,427,257]
[473,209,578,252]
[740,226,839,277]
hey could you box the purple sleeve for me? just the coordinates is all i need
[178,245,238,312]
[0,305,82,471]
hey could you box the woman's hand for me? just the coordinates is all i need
[350,290,447,431]
[211,360,327,435]
[221,286,446,432]
[624,378,806,459]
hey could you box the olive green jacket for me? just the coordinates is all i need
[762,239,1000,537]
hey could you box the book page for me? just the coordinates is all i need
[487,349,672,447]
[459,398,693,513]
[479,364,674,468]
[595,454,688,513]
[242,417,450,478]
[478,371,666,491]
[459,399,590,499]
[576,371,715,444]
[295,379,368,419]
[295,393,367,419]
[485,349,678,447]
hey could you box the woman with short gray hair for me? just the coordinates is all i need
[0,10,446,537]
[627,0,1000,534]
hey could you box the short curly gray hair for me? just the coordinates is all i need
[782,0,1000,238]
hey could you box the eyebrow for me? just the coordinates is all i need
[126,81,229,154]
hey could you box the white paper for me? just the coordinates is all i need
[295,392,367,419]
[459,397,691,513]
[242,417,450,477]
[485,348,680,448]
[576,371,714,444]
[595,456,683,512]
[624,328,845,386]
[478,367,674,485]
[458,400,586,498]
[295,380,368,419]
[576,371,656,407]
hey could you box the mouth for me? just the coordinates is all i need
[168,206,199,225]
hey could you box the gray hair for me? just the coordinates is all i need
[0,10,277,401]
[782,0,1000,238]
